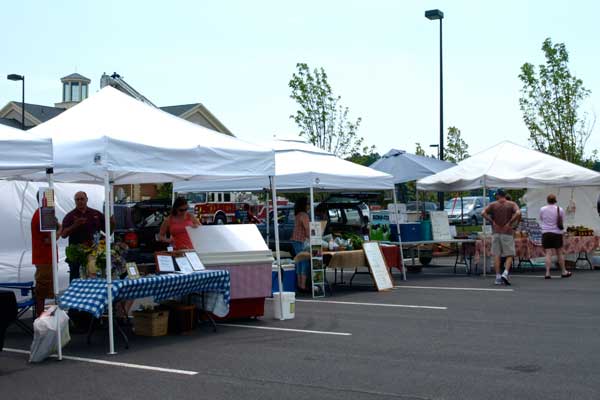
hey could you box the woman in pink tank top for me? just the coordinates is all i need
[159,197,201,250]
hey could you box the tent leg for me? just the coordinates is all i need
[309,186,316,297]
[392,190,406,281]
[104,172,116,354]
[265,190,270,244]
[47,169,62,361]
[482,184,487,278]
[270,177,285,320]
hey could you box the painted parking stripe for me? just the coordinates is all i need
[217,323,352,336]
[3,348,198,376]
[394,285,513,292]
[295,298,447,310]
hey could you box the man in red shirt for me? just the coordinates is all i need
[61,191,106,281]
[31,203,61,317]
[482,189,521,285]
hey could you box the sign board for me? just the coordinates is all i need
[430,211,452,241]
[126,262,140,279]
[38,188,57,232]
[155,252,175,272]
[175,257,194,274]
[362,242,394,291]
[185,252,205,271]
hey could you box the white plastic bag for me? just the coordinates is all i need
[29,306,70,363]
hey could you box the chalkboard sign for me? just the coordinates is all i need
[362,242,394,291]
[430,211,452,241]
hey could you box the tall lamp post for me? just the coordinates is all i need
[425,9,444,211]
[7,74,25,130]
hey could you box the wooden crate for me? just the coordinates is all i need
[132,309,169,336]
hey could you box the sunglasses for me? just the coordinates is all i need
[177,208,188,213]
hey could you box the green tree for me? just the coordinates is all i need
[415,142,427,156]
[289,63,364,157]
[346,147,380,166]
[518,38,595,166]
[445,126,469,163]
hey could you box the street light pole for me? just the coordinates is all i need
[425,9,444,210]
[7,74,25,130]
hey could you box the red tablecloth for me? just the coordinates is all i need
[472,235,599,263]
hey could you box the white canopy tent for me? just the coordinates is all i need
[417,141,600,191]
[0,123,64,359]
[27,87,277,354]
[174,139,406,280]
[417,141,600,276]
[176,139,396,192]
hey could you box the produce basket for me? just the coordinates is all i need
[132,309,169,337]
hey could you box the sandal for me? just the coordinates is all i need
[544,275,551,279]
[561,271,572,278]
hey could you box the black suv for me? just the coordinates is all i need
[113,199,172,264]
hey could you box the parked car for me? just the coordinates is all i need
[444,196,488,225]
[406,201,439,213]
[113,199,172,264]
[256,205,296,256]
[256,196,368,256]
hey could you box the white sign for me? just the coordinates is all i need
[156,255,175,272]
[362,242,394,291]
[185,252,205,271]
[430,211,452,241]
[175,257,194,273]
[387,203,407,214]
[310,221,323,245]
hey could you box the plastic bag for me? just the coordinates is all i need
[29,306,70,363]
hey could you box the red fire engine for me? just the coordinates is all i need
[181,192,248,225]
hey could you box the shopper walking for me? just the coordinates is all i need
[539,194,572,279]
[482,189,521,285]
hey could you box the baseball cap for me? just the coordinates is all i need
[496,188,506,197]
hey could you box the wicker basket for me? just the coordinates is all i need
[132,309,169,336]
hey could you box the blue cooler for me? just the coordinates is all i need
[272,263,297,294]
[390,223,422,242]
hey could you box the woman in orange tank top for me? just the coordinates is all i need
[159,197,201,250]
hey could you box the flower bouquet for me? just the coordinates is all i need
[66,240,128,279]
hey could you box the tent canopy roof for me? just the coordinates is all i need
[175,139,394,192]
[370,149,455,184]
[0,123,53,179]
[28,87,275,184]
[417,141,600,191]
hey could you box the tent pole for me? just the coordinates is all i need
[309,186,316,298]
[104,172,116,354]
[47,169,62,361]
[265,190,270,244]
[482,181,487,278]
[392,189,406,281]
[270,176,285,320]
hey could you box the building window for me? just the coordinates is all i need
[63,83,71,102]
[71,82,80,102]
[82,84,88,100]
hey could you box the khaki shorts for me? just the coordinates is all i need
[34,264,54,300]
[491,234,515,257]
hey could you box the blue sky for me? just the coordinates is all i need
[1,0,598,158]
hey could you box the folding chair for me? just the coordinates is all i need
[0,281,36,335]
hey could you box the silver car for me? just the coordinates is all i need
[445,196,488,225]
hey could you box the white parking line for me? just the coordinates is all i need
[394,285,513,292]
[217,323,352,336]
[295,299,447,310]
[2,348,198,375]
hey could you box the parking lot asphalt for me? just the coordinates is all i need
[2,265,600,400]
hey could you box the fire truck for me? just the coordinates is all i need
[180,191,250,225]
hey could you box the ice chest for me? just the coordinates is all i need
[391,223,422,242]
[187,225,274,319]
[272,263,296,294]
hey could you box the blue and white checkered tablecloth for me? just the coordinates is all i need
[59,271,230,318]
